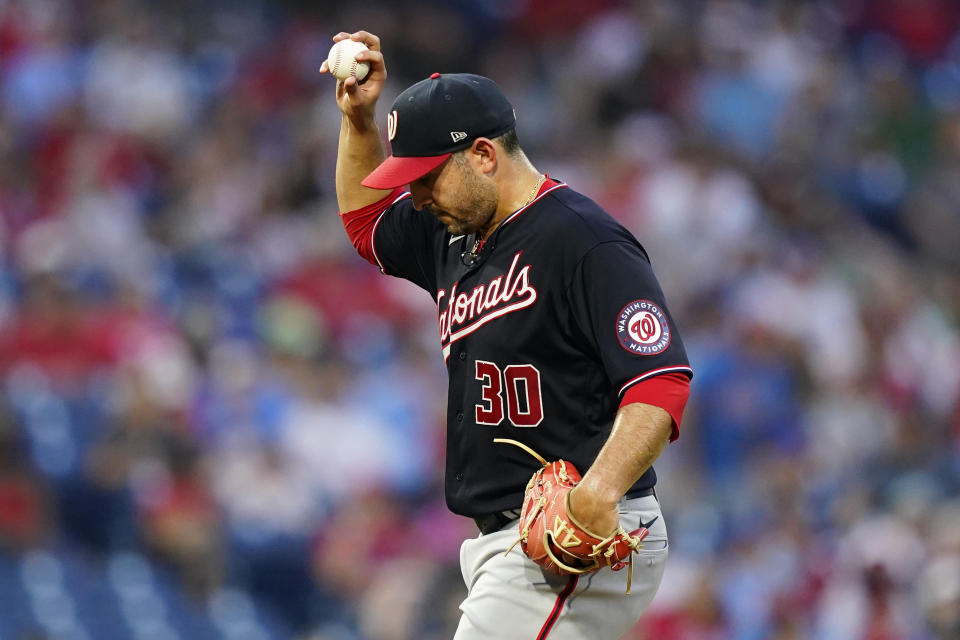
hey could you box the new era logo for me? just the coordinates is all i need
[450,131,467,143]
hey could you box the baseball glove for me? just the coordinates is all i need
[495,438,650,594]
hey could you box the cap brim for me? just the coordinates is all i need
[361,153,452,189]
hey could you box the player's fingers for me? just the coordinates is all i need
[319,60,329,74]
[355,49,383,68]
[332,32,351,42]
[343,75,358,93]
[354,49,386,83]
[350,30,381,51]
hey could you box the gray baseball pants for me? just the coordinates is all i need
[454,494,668,640]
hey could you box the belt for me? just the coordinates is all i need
[473,508,522,536]
[473,487,656,535]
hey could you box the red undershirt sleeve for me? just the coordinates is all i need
[619,372,691,442]
[339,188,407,266]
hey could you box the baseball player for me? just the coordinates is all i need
[323,31,692,639]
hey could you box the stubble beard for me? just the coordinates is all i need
[429,159,498,236]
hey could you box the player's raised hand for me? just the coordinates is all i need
[320,31,386,126]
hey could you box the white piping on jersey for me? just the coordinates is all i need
[370,191,412,274]
[498,182,567,229]
[618,365,694,396]
[371,184,566,273]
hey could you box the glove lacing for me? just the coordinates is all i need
[493,438,648,594]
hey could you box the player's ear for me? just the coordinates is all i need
[469,138,498,177]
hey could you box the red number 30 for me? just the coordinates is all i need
[474,361,544,427]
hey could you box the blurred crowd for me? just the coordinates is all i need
[0,0,959,638]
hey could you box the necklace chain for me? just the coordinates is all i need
[470,174,545,259]
[523,173,546,209]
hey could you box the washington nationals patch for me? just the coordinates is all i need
[616,300,671,355]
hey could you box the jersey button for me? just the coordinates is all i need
[455,473,464,481]
[456,411,464,422]
[458,352,467,361]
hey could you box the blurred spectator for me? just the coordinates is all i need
[138,432,222,598]
[0,408,51,550]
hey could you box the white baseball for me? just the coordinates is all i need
[327,39,370,81]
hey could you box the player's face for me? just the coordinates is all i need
[411,153,498,235]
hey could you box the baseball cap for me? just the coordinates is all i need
[361,73,516,189]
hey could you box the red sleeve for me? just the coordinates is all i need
[619,372,691,442]
[340,188,407,266]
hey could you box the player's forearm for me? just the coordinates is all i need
[335,114,392,212]
[570,403,672,530]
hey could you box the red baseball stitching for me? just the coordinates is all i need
[333,46,343,76]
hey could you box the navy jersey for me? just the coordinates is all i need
[370,181,692,517]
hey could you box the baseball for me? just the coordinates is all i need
[327,39,370,81]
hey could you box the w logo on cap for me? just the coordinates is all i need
[387,110,398,141]
[450,131,468,143]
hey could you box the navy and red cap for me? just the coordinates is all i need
[362,73,517,189]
